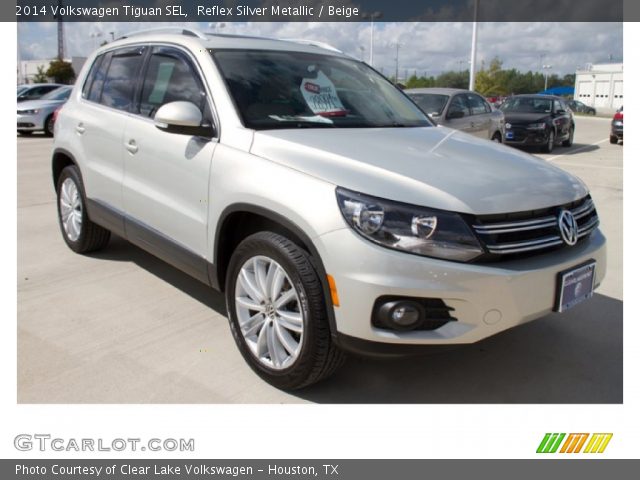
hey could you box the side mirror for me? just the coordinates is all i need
[447,109,465,120]
[154,101,213,137]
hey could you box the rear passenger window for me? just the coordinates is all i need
[82,54,104,99]
[100,47,145,111]
[86,52,110,103]
[138,48,205,117]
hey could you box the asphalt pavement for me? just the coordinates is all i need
[17,115,622,403]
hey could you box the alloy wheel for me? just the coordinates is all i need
[234,255,304,370]
[59,177,83,241]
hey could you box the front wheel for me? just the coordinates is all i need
[610,135,618,144]
[541,130,555,153]
[44,114,55,137]
[562,127,574,147]
[491,132,502,143]
[225,232,345,389]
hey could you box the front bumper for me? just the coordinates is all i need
[17,113,45,131]
[317,227,606,350]
[611,123,623,138]
[504,126,548,146]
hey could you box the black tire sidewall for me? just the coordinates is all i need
[56,166,91,253]
[44,115,54,136]
[225,233,327,389]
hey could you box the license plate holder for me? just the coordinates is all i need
[554,260,596,313]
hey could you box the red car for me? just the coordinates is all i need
[610,106,623,144]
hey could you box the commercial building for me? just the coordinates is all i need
[574,63,623,112]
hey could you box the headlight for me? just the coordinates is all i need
[18,109,39,115]
[526,122,546,130]
[336,188,484,262]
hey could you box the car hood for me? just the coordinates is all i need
[250,126,588,215]
[502,112,551,125]
[17,99,65,111]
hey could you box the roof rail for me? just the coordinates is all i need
[118,27,207,40]
[280,39,344,54]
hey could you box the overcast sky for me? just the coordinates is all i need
[18,22,622,77]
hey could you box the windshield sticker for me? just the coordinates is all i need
[300,70,348,117]
[268,114,334,124]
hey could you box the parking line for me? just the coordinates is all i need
[545,138,609,162]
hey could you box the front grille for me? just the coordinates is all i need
[471,196,599,258]
[506,125,528,141]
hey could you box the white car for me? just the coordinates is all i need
[52,28,606,389]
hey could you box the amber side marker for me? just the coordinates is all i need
[327,275,340,307]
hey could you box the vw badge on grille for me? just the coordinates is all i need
[558,210,578,246]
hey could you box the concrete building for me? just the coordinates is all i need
[17,57,86,85]
[574,63,623,113]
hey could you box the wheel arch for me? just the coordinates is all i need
[214,203,338,337]
[51,148,78,190]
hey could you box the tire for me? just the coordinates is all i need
[491,132,502,143]
[225,232,345,390]
[44,114,55,137]
[541,129,555,153]
[610,135,618,144]
[17,130,32,136]
[562,127,574,147]
[56,165,111,253]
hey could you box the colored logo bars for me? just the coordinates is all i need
[537,433,612,453]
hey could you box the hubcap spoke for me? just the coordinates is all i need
[235,255,304,371]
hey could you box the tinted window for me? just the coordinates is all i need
[87,52,111,103]
[82,54,104,98]
[449,95,469,117]
[100,47,145,111]
[467,94,488,115]
[501,97,552,114]
[407,93,449,116]
[139,48,205,117]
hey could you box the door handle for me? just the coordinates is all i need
[125,139,138,154]
[75,123,85,135]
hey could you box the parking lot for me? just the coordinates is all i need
[17,115,622,403]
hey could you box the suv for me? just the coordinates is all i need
[52,29,606,389]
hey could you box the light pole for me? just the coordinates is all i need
[394,42,402,82]
[543,64,553,91]
[90,32,102,50]
[363,11,382,67]
[469,0,479,91]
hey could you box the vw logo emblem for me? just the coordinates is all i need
[505,123,511,129]
[558,210,578,246]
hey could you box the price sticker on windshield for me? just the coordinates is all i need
[300,71,348,117]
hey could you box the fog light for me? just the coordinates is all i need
[376,300,424,331]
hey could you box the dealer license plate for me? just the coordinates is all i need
[555,261,596,313]
[506,130,514,140]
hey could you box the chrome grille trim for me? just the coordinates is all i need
[473,196,599,256]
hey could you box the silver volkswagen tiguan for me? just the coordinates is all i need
[52,28,606,389]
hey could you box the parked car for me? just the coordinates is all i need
[567,100,596,115]
[52,29,605,389]
[610,106,623,144]
[17,83,65,102]
[406,88,505,142]
[500,95,575,153]
[17,86,72,136]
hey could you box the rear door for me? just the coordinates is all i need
[122,45,217,266]
[74,46,146,217]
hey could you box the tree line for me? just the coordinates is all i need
[402,58,575,96]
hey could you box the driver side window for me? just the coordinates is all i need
[449,95,469,118]
[138,47,206,118]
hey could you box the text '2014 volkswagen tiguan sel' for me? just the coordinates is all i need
[52,29,606,389]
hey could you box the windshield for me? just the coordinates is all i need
[17,86,28,95]
[41,87,72,101]
[212,50,431,130]
[500,97,552,114]
[406,93,449,116]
